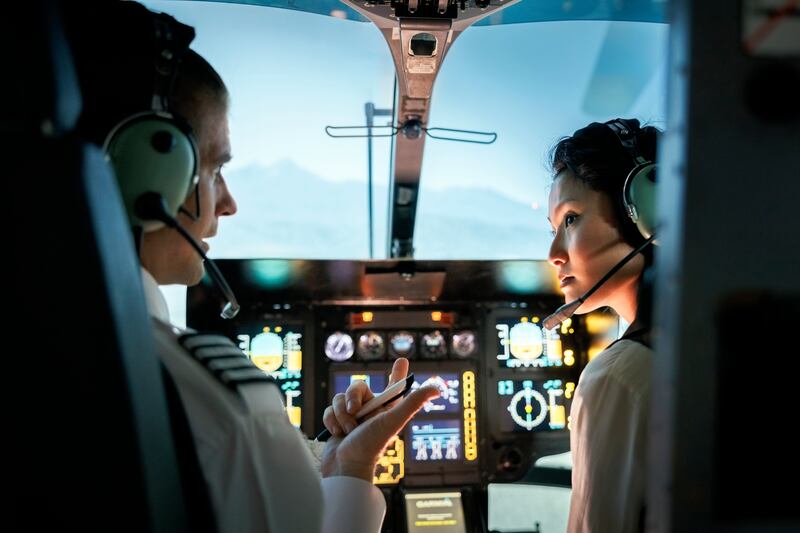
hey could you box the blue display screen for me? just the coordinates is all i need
[411,373,461,414]
[409,419,463,463]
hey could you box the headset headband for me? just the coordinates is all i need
[151,13,195,111]
[103,11,199,232]
[605,118,648,167]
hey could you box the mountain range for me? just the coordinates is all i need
[210,159,553,260]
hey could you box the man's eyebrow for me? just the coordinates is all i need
[213,152,233,166]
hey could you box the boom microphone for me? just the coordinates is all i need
[135,192,240,319]
[542,235,656,330]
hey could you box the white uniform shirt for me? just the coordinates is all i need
[567,339,652,533]
[141,269,386,533]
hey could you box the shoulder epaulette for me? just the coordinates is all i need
[177,332,275,394]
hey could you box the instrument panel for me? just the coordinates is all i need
[186,259,619,530]
[189,303,613,484]
[318,308,482,486]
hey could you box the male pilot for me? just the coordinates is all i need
[67,2,437,531]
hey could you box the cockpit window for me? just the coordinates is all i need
[143,1,666,261]
[414,20,667,259]
[144,0,397,259]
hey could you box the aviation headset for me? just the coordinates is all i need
[604,118,658,243]
[103,14,199,232]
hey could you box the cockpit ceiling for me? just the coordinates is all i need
[193,0,667,25]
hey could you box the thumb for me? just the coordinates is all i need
[374,385,440,438]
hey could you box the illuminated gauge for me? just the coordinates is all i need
[250,331,285,372]
[509,322,543,360]
[419,375,451,401]
[324,332,354,362]
[420,331,448,359]
[357,331,386,361]
[388,331,416,359]
[451,330,477,358]
[507,386,548,431]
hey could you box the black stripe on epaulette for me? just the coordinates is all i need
[178,332,276,394]
[193,345,249,362]
[217,368,275,388]
[179,333,235,351]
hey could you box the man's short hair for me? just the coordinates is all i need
[170,50,229,138]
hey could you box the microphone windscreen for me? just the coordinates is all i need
[543,299,583,330]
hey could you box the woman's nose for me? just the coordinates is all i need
[548,235,567,268]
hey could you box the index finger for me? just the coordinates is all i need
[387,357,409,387]
[372,385,441,439]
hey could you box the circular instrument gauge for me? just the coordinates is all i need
[507,386,548,431]
[324,331,354,362]
[388,331,416,359]
[451,330,477,358]
[420,331,448,359]
[509,322,544,360]
[250,332,285,372]
[357,331,385,361]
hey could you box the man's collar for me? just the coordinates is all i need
[141,267,171,322]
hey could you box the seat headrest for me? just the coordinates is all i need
[2,2,82,137]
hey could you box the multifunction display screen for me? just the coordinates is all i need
[409,420,463,463]
[412,373,461,414]
[404,491,467,533]
[495,318,572,369]
[235,324,303,428]
[496,378,575,433]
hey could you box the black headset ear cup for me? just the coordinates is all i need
[104,111,199,231]
[622,162,657,241]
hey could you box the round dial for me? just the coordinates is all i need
[451,330,477,358]
[388,331,416,359]
[250,331,285,372]
[324,331,354,362]
[420,331,448,359]
[507,386,548,431]
[509,322,543,360]
[356,331,386,361]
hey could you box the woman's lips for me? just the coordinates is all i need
[560,276,574,288]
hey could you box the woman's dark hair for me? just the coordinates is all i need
[549,118,659,254]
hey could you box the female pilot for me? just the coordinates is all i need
[547,118,659,532]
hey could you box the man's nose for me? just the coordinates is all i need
[216,181,238,217]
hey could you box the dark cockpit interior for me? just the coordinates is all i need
[9,1,800,532]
